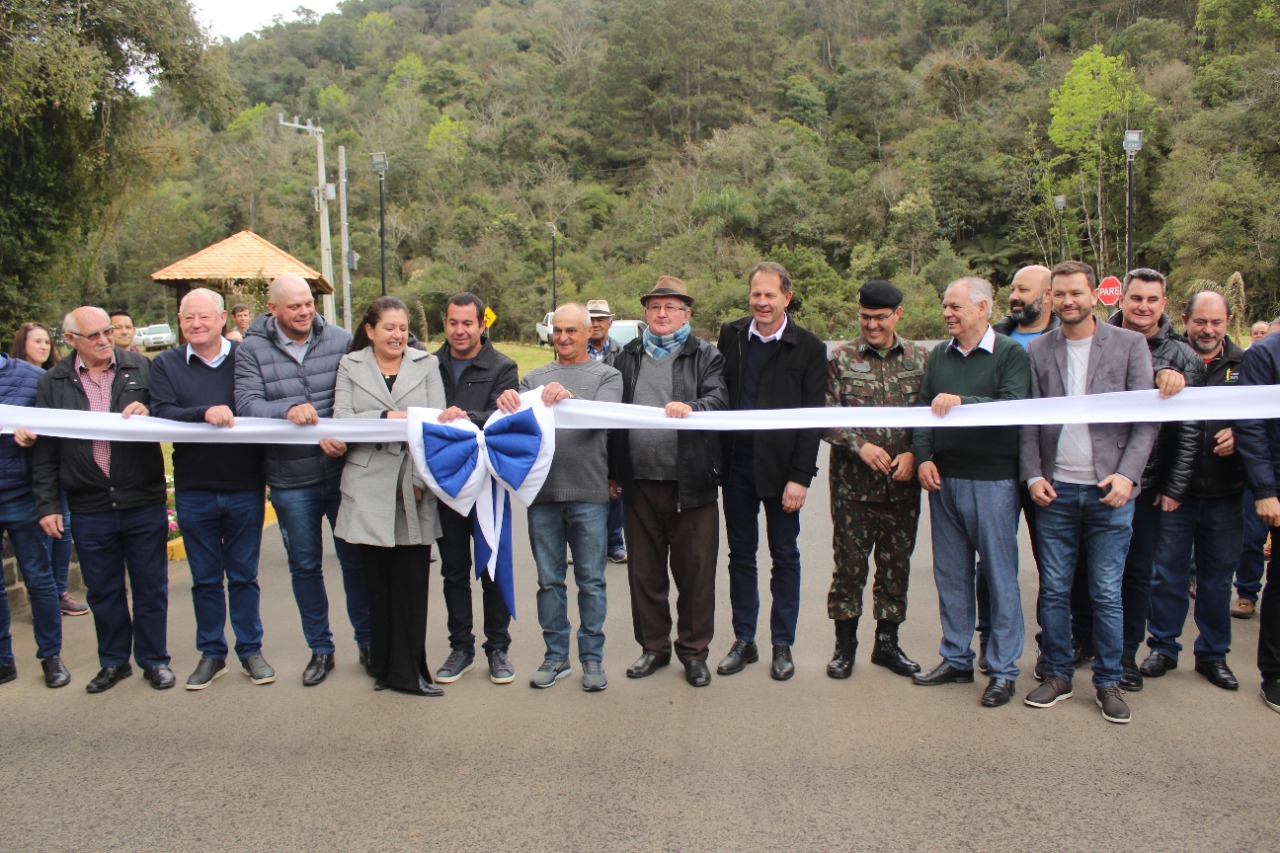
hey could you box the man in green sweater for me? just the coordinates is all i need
[911,277,1031,709]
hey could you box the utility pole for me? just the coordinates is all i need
[337,145,354,332]
[1123,130,1144,277]
[548,222,558,312]
[279,114,336,324]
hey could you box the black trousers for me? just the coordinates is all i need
[438,504,511,655]
[361,544,431,690]
[1261,530,1280,681]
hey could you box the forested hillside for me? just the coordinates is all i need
[4,0,1280,341]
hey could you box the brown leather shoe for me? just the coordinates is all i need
[1231,598,1256,620]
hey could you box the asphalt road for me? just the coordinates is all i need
[2,446,1275,852]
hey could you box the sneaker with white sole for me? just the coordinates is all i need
[436,649,475,683]
[1024,675,1073,708]
[1261,679,1280,713]
[488,650,515,684]
[59,592,89,616]
[240,654,276,685]
[529,659,571,689]
[582,660,607,692]
[1096,685,1131,724]
[186,658,226,690]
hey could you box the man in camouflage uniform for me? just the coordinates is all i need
[823,281,926,679]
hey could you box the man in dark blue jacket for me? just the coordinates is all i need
[152,288,273,691]
[33,306,170,693]
[0,352,68,689]
[715,262,827,681]
[235,274,368,687]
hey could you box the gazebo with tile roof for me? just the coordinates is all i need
[150,230,333,318]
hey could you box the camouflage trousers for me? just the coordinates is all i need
[827,494,921,623]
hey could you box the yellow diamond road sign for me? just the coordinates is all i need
[484,306,497,328]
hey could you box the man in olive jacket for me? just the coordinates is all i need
[715,262,827,682]
[33,306,171,694]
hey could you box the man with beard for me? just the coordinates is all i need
[1020,261,1156,724]
[993,265,1058,346]
[1142,290,1246,691]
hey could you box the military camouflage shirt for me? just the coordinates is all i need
[824,334,928,502]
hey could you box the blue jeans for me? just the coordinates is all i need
[176,489,266,660]
[723,457,803,646]
[0,495,61,662]
[1236,489,1267,601]
[929,478,1023,679]
[1035,482,1134,689]
[608,495,625,552]
[527,501,608,663]
[270,477,369,654]
[42,491,73,596]
[72,503,169,668]
[1147,494,1241,662]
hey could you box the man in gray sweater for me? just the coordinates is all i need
[496,303,623,691]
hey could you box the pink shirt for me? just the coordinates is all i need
[75,354,116,477]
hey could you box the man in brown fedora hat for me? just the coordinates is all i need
[609,276,728,687]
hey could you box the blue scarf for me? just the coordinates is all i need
[643,322,691,361]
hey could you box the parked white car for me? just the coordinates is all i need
[535,312,554,346]
[136,323,176,350]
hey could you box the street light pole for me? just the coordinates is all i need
[370,152,389,296]
[1053,194,1066,263]
[548,223,558,311]
[1123,130,1144,275]
[279,114,336,323]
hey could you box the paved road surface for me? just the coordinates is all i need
[2,447,1275,851]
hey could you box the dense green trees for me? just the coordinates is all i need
[5,0,1279,343]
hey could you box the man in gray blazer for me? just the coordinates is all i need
[1020,260,1159,724]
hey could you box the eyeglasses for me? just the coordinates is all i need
[66,326,116,342]
[645,303,688,314]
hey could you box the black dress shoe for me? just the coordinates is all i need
[980,677,1015,707]
[716,640,758,676]
[144,664,175,690]
[625,651,671,679]
[771,645,795,681]
[374,679,390,691]
[358,646,375,678]
[912,661,975,686]
[684,659,711,687]
[391,676,443,697]
[870,632,921,676]
[1139,651,1177,677]
[41,656,71,689]
[1195,659,1239,690]
[1120,656,1144,692]
[302,653,335,686]
[86,665,133,693]
[0,661,16,685]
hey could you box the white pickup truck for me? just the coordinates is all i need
[535,311,554,346]
[136,323,176,351]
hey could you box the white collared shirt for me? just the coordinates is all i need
[186,336,232,368]
[948,324,996,357]
[748,314,788,343]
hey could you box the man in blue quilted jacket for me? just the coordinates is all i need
[234,274,370,687]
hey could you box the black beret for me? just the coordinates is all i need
[858,280,903,309]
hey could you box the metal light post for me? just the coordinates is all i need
[1123,130,1144,275]
[548,223,558,312]
[279,114,336,323]
[1053,194,1066,263]
[370,152,388,296]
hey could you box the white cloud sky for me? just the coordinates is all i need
[191,0,344,41]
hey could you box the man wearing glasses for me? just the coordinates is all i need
[32,306,172,693]
[610,277,728,687]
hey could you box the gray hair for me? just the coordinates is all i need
[62,306,109,336]
[554,302,591,329]
[948,276,993,319]
[179,287,225,314]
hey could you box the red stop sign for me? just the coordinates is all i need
[1098,275,1123,306]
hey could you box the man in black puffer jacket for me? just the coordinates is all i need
[1077,269,1202,692]
[235,275,369,687]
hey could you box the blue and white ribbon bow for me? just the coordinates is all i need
[407,388,555,618]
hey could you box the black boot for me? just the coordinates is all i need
[870,620,920,677]
[826,618,857,679]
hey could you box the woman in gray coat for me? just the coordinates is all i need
[334,297,446,697]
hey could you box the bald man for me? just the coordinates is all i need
[234,274,370,687]
[32,306,171,693]
[993,265,1058,347]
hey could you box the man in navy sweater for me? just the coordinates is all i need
[151,288,273,690]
